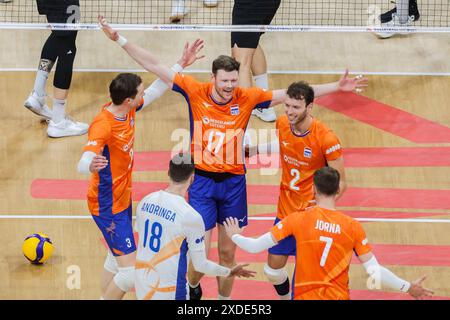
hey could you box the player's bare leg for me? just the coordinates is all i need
[266,253,291,300]
[102,251,136,300]
[217,224,237,299]
[231,44,254,88]
[250,45,276,121]
[188,229,213,299]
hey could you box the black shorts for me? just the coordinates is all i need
[231,0,281,49]
[38,0,80,37]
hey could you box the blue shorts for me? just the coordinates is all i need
[268,217,296,256]
[188,173,248,231]
[92,204,136,257]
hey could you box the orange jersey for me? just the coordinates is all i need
[83,102,142,216]
[270,206,372,300]
[173,73,273,174]
[276,115,342,219]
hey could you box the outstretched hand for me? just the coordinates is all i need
[178,39,205,69]
[229,264,257,278]
[338,69,368,93]
[98,15,119,41]
[223,217,244,238]
[408,275,434,300]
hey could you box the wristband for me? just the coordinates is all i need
[116,35,128,47]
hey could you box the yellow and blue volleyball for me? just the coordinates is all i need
[22,233,54,264]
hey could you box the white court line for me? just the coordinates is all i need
[0,215,449,223]
[1,68,450,77]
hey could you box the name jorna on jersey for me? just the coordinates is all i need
[141,203,176,222]
[315,219,341,234]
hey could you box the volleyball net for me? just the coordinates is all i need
[0,0,448,32]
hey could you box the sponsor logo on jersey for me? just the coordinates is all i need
[202,116,210,125]
[202,102,213,108]
[195,235,205,244]
[326,143,341,155]
[303,147,312,158]
[230,104,240,115]
[86,140,97,146]
[281,141,289,147]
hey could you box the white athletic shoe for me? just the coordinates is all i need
[170,0,189,22]
[24,92,53,120]
[375,14,414,39]
[47,116,88,138]
[0,0,13,3]
[203,0,219,8]
[252,107,277,122]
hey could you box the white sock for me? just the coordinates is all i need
[218,294,231,300]
[253,73,269,90]
[397,0,409,23]
[33,70,49,98]
[52,99,66,123]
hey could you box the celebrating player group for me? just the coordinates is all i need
[75,15,433,301]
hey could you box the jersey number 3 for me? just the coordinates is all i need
[143,220,163,252]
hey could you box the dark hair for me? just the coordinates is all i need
[313,167,340,196]
[286,81,314,106]
[212,55,240,75]
[169,153,195,183]
[109,73,142,105]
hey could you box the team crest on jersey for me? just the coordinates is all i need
[303,147,312,158]
[230,104,240,115]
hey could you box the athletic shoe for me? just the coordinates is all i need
[375,14,414,39]
[203,0,219,8]
[170,0,189,23]
[379,0,420,23]
[0,0,13,3]
[24,92,53,120]
[189,283,203,300]
[47,116,88,138]
[252,107,277,122]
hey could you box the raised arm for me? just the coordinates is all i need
[269,70,368,107]
[99,16,204,87]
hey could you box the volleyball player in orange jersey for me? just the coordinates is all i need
[77,40,204,299]
[224,167,434,300]
[99,16,367,300]
[246,81,350,299]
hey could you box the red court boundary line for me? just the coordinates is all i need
[133,147,450,171]
[315,92,450,143]
[31,179,450,210]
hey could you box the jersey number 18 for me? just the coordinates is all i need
[143,220,163,252]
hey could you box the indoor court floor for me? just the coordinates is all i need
[0,21,449,299]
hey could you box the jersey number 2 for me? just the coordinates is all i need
[290,168,300,191]
[143,220,163,252]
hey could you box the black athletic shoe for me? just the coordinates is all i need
[379,0,420,23]
[189,283,203,300]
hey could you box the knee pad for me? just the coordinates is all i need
[113,266,135,292]
[263,264,288,286]
[103,251,119,274]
